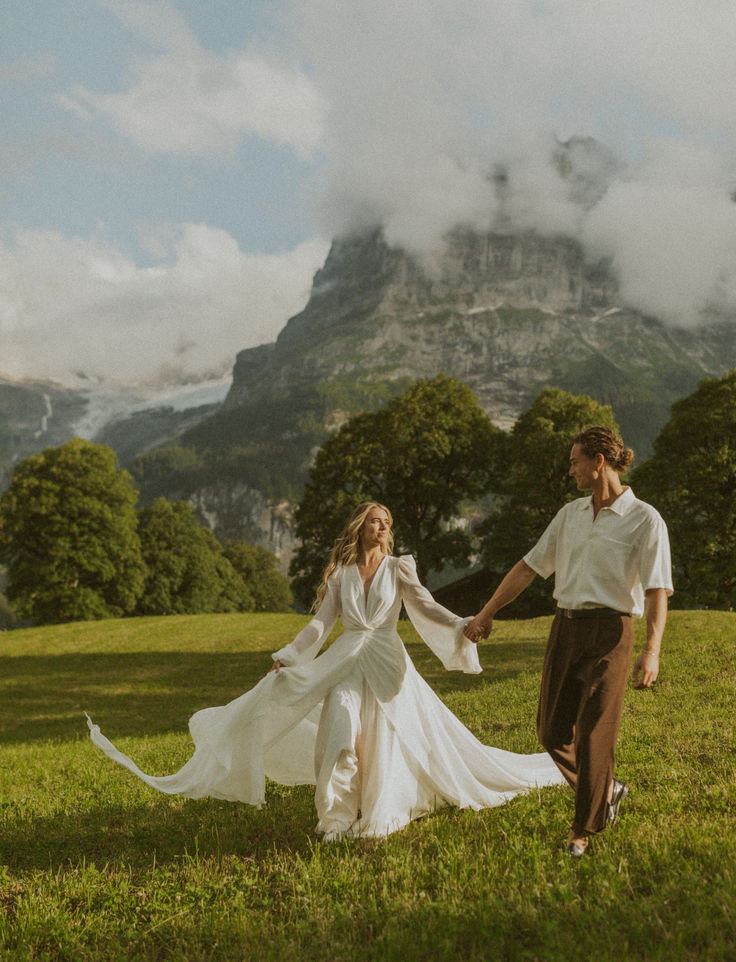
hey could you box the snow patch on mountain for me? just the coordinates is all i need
[70,376,231,441]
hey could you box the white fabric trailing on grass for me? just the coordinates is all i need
[87,555,565,837]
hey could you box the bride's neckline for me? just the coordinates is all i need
[356,554,387,601]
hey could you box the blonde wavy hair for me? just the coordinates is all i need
[313,501,394,610]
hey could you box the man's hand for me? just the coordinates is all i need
[464,616,492,644]
[462,560,537,645]
[632,649,659,688]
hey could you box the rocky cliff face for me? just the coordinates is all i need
[190,482,295,558]
[226,227,734,441]
[6,220,736,573]
[161,223,736,568]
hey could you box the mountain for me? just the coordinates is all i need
[5,127,736,573]
[226,226,735,445]
[129,224,736,567]
[0,375,229,489]
[0,377,89,485]
[91,380,230,465]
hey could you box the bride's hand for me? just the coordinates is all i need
[464,616,492,644]
[270,659,285,673]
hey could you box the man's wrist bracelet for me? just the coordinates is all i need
[642,650,659,657]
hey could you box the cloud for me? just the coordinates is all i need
[0,224,328,385]
[293,0,736,325]
[0,53,56,86]
[9,0,736,405]
[576,137,736,324]
[60,0,325,159]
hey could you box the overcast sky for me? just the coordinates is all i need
[3,0,736,387]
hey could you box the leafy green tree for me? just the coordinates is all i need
[478,389,620,616]
[136,498,250,615]
[289,374,503,608]
[0,438,145,624]
[632,368,736,609]
[0,588,23,629]
[222,541,293,612]
[128,445,202,503]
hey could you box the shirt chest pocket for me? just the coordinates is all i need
[593,534,636,582]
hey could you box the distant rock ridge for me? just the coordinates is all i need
[4,215,736,573]
[0,375,224,489]
[0,377,88,485]
[159,222,736,567]
[225,226,735,440]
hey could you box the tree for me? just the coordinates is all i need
[128,445,202,503]
[0,438,145,624]
[222,541,293,612]
[631,368,736,609]
[136,498,250,615]
[289,374,503,608]
[478,389,620,616]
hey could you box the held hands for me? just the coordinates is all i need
[462,562,534,645]
[463,616,492,645]
[632,650,659,689]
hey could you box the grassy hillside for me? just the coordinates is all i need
[1,610,735,961]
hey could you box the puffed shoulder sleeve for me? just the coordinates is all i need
[397,555,481,674]
[271,569,342,666]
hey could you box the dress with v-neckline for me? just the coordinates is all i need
[356,554,386,604]
[87,554,565,839]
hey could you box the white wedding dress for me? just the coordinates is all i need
[87,555,565,838]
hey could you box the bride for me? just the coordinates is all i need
[87,501,564,839]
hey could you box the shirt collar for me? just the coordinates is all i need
[580,486,635,516]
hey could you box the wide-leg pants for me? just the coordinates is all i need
[537,611,633,836]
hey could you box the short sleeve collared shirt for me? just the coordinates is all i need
[523,487,673,617]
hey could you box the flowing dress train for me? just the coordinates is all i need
[87,555,565,838]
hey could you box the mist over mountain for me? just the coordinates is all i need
[4,137,736,571]
[126,213,736,568]
[227,225,736,444]
[0,375,229,488]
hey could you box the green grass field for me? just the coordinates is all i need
[1,609,735,961]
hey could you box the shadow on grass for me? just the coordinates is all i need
[0,650,273,744]
[1,641,548,745]
[0,777,571,876]
[0,782,321,872]
[406,640,548,694]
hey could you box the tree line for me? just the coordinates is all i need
[2,367,734,626]
[0,439,292,626]
[290,370,736,614]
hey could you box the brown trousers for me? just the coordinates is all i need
[537,611,633,836]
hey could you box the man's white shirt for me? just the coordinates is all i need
[524,487,673,617]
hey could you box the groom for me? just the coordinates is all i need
[464,426,673,856]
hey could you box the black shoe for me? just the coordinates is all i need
[607,779,629,826]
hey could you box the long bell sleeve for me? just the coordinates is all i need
[271,570,342,666]
[397,555,481,674]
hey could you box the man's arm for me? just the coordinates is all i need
[631,587,668,689]
[463,560,537,643]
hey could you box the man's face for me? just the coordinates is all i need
[568,443,599,491]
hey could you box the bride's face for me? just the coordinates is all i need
[359,509,391,552]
